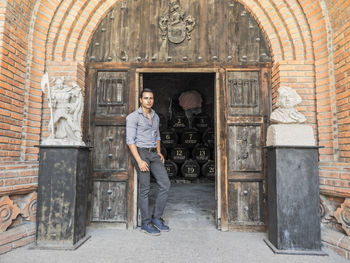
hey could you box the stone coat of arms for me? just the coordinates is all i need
[159,0,196,44]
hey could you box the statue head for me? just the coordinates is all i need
[54,77,65,89]
[276,86,302,109]
[270,86,306,124]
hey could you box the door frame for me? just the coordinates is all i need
[85,63,271,230]
[134,67,222,229]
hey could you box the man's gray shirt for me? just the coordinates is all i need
[126,107,161,148]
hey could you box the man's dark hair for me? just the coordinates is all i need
[140,88,154,99]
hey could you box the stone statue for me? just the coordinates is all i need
[267,86,315,146]
[270,86,306,124]
[41,75,84,146]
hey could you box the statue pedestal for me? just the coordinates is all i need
[264,146,326,255]
[35,145,91,250]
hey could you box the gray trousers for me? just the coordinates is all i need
[131,148,171,225]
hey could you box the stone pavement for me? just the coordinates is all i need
[1,184,347,262]
[0,227,347,263]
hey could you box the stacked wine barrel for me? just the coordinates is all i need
[160,113,215,180]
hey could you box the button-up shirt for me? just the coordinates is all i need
[126,107,161,148]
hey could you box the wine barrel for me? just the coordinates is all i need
[164,160,178,177]
[160,129,178,149]
[170,115,188,131]
[202,128,215,147]
[193,114,210,131]
[201,160,215,177]
[181,159,200,179]
[170,145,189,164]
[180,128,200,149]
[192,144,210,164]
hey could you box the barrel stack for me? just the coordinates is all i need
[160,112,215,181]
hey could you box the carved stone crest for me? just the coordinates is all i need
[159,0,196,44]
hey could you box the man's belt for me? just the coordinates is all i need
[138,147,157,153]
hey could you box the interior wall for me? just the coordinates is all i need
[143,73,215,122]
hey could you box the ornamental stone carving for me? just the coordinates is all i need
[19,192,37,222]
[0,196,20,232]
[270,86,306,124]
[159,0,196,44]
[41,74,85,146]
[320,195,335,224]
[334,199,350,236]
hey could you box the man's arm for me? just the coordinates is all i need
[156,140,165,163]
[155,117,164,163]
[126,113,149,172]
[128,143,149,172]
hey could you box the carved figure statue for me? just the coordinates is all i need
[270,86,306,124]
[41,75,84,145]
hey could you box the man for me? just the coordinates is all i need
[126,88,171,236]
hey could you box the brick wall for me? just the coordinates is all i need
[0,0,38,193]
[318,2,350,258]
[0,0,34,161]
[0,0,37,255]
[326,0,350,163]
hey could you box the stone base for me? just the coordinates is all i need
[266,146,322,251]
[36,146,91,249]
[266,124,315,146]
[31,235,91,250]
[264,238,328,256]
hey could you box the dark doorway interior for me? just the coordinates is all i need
[143,73,216,228]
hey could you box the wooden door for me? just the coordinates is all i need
[221,68,270,231]
[87,69,135,227]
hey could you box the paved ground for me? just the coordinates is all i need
[1,183,347,262]
[1,227,346,263]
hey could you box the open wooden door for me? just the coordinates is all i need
[87,68,136,227]
[220,68,270,231]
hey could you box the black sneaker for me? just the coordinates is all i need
[151,217,170,232]
[141,223,161,236]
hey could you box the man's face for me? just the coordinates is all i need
[140,92,154,109]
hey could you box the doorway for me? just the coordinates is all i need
[86,66,269,231]
[140,73,217,229]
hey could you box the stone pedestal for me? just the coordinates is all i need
[35,146,91,250]
[264,146,326,255]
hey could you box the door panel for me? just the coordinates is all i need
[89,70,131,224]
[92,181,127,222]
[93,125,128,171]
[224,69,269,230]
[96,71,128,116]
[227,71,260,116]
[228,181,264,224]
[227,125,262,171]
